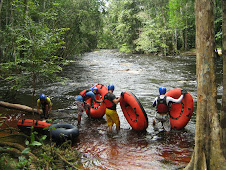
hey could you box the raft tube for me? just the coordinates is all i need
[49,123,79,143]
[17,119,51,134]
[120,92,148,131]
[165,88,193,130]
[85,84,108,118]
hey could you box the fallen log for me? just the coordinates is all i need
[0,101,40,114]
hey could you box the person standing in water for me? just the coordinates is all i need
[104,84,121,133]
[152,87,187,132]
[75,86,102,125]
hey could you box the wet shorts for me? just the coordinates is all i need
[105,108,120,127]
[76,101,89,116]
[154,112,171,132]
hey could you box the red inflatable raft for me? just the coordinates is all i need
[165,88,193,130]
[17,119,51,134]
[120,92,148,131]
[85,84,108,118]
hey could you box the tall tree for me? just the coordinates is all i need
[185,0,226,169]
[135,0,171,55]
[102,0,141,52]
[0,0,3,56]
[0,0,69,102]
[221,0,226,158]
[215,0,223,48]
[0,0,3,23]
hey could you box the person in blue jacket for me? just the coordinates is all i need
[152,87,187,132]
[75,86,102,125]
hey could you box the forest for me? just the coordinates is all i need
[0,0,225,169]
[0,0,222,90]
[0,0,222,58]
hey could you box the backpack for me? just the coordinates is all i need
[156,96,169,114]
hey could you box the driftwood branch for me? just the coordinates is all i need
[0,101,40,114]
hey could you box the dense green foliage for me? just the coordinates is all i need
[99,0,222,54]
[0,0,105,93]
[0,141,81,169]
[0,0,222,91]
[99,0,197,54]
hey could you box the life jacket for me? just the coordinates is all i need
[156,96,169,114]
[79,89,91,101]
[38,97,51,108]
[104,92,116,110]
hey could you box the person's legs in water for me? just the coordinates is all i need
[84,102,91,118]
[106,108,120,133]
[113,112,120,133]
[163,114,171,133]
[154,113,170,132]
[76,101,84,125]
[106,108,114,132]
[45,104,50,118]
[153,112,160,128]
[40,104,47,120]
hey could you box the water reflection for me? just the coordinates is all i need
[1,49,223,169]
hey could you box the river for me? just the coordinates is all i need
[0,49,223,169]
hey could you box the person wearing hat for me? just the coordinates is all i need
[37,94,52,120]
[104,84,121,133]
[75,86,102,125]
[152,87,187,132]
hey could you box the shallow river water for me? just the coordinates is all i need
[0,49,223,169]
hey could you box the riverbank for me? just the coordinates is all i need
[181,48,222,56]
[181,49,196,56]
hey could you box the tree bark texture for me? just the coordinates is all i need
[0,0,2,19]
[221,0,226,158]
[0,0,3,28]
[185,0,226,169]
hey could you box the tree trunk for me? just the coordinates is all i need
[0,0,3,27]
[0,0,2,57]
[221,0,226,158]
[160,6,167,55]
[24,0,28,16]
[175,28,177,53]
[42,0,45,23]
[185,0,226,169]
[184,3,188,51]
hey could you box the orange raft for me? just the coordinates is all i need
[17,119,51,134]
[120,92,148,131]
[85,84,108,118]
[165,88,194,130]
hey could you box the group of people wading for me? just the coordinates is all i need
[75,84,121,133]
[37,85,187,133]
